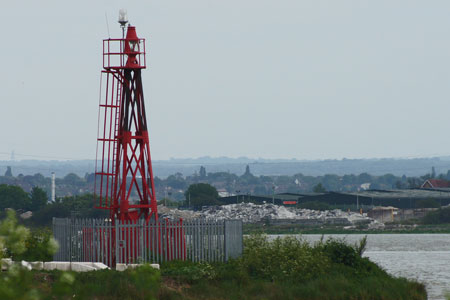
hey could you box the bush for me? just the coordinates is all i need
[241,234,330,281]
[422,207,450,224]
[0,210,30,259]
[161,260,217,282]
[16,228,58,261]
[157,234,426,300]
[415,198,440,208]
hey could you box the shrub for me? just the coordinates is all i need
[241,234,330,281]
[161,260,217,283]
[16,228,58,261]
[319,237,360,267]
[0,210,30,259]
[422,207,450,224]
[415,198,440,208]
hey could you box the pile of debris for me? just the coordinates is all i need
[157,205,200,220]
[159,203,381,228]
[200,203,372,225]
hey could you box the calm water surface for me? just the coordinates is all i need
[269,234,450,300]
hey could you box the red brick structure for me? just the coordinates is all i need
[421,179,450,189]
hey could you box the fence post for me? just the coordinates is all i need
[224,220,227,262]
[67,218,72,263]
[115,217,119,266]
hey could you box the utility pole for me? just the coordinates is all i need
[51,172,56,203]
[356,194,359,210]
[272,185,275,205]
[164,187,167,206]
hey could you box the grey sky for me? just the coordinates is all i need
[1,0,450,161]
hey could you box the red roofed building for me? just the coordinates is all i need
[421,179,450,189]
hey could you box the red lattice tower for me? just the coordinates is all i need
[95,25,157,222]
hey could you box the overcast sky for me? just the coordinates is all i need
[1,0,450,161]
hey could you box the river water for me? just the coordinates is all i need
[269,234,450,300]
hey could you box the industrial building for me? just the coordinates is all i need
[220,189,450,209]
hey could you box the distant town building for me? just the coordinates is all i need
[360,183,371,190]
[367,206,397,223]
[220,189,450,209]
[421,179,450,189]
[217,189,231,197]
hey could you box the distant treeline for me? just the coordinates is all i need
[0,164,447,202]
[2,156,450,177]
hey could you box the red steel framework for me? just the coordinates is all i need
[95,25,157,222]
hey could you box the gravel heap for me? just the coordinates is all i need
[157,205,200,220]
[200,203,372,224]
[159,203,377,226]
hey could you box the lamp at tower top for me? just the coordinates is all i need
[118,9,128,27]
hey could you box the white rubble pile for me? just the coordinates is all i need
[158,205,200,220]
[160,203,376,226]
[200,203,372,225]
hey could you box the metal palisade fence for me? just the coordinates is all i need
[53,218,243,267]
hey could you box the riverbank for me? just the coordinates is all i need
[1,235,427,300]
[244,223,450,234]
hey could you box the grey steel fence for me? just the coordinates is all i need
[53,218,242,267]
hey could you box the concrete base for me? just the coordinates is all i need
[43,262,71,271]
[1,258,13,271]
[1,259,160,273]
[1,259,109,272]
[20,261,32,270]
[29,261,44,270]
[43,262,109,272]
[116,263,160,271]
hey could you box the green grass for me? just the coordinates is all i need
[156,234,426,300]
[244,222,450,234]
[0,235,427,300]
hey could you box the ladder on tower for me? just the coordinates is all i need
[111,83,122,183]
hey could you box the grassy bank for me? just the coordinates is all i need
[244,223,450,234]
[2,234,426,300]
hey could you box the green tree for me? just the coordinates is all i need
[313,183,326,193]
[0,210,30,258]
[166,173,186,189]
[30,187,48,211]
[63,173,84,186]
[16,228,58,261]
[185,183,219,208]
[29,203,70,226]
[322,174,340,191]
[0,184,31,211]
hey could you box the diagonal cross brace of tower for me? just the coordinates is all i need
[95,25,157,222]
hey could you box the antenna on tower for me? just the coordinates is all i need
[105,12,111,38]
